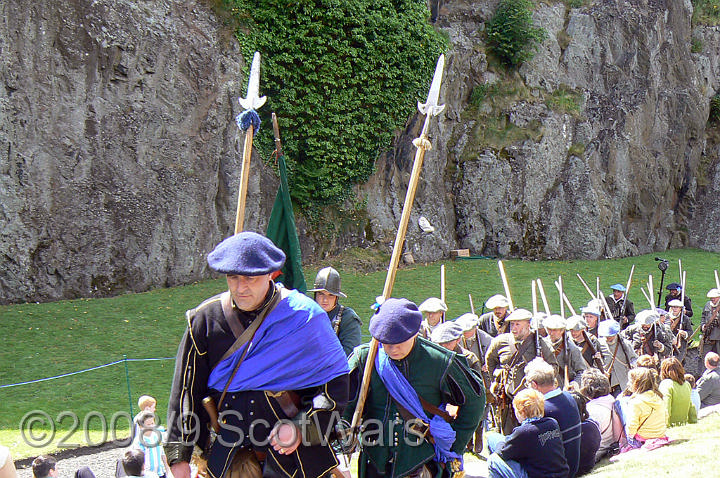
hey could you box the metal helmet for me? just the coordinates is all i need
[307,267,347,298]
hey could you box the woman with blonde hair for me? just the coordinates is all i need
[621,367,670,452]
[659,357,697,426]
[487,388,569,478]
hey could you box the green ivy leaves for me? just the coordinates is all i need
[223,0,446,208]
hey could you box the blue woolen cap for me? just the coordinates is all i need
[207,232,286,276]
[666,282,682,290]
[610,284,626,292]
[369,298,423,344]
[598,320,620,337]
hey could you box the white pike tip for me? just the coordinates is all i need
[418,54,445,116]
[239,51,267,111]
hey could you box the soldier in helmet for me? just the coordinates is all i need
[626,309,674,360]
[417,297,448,339]
[606,284,635,329]
[566,315,608,371]
[479,294,512,337]
[485,309,557,434]
[664,282,693,317]
[667,299,693,361]
[581,305,602,338]
[308,267,362,356]
[544,315,587,390]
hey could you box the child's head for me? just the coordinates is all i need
[512,388,545,422]
[636,354,659,371]
[684,373,696,389]
[122,450,145,477]
[137,395,156,412]
[628,366,662,398]
[136,411,156,434]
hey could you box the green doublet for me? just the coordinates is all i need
[346,337,485,478]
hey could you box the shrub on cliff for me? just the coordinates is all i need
[222,0,446,208]
[486,0,547,68]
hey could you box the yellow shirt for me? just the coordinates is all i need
[627,390,668,439]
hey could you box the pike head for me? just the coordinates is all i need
[238,51,267,111]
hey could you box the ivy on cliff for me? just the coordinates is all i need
[222,0,446,207]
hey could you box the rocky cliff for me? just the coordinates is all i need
[1,0,719,303]
[0,0,278,303]
[362,0,717,262]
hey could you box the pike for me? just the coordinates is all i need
[234,51,267,233]
[537,278,552,316]
[499,260,515,312]
[554,279,577,316]
[715,270,720,290]
[440,264,446,322]
[349,54,446,443]
[619,265,635,321]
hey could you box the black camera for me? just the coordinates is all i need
[655,257,669,271]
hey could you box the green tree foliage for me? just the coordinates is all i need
[223,0,446,207]
[486,0,547,69]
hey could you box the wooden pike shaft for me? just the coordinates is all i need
[350,136,431,434]
[441,264,446,304]
[555,280,576,316]
[531,280,538,316]
[681,271,686,308]
[558,276,566,318]
[499,260,515,311]
[537,278,551,315]
[469,294,475,315]
[576,273,596,300]
[715,270,720,290]
[641,286,652,307]
[648,275,656,309]
[234,124,255,234]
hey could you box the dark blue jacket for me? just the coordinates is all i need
[545,390,582,478]
[496,416,569,478]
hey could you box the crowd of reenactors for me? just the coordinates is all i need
[161,231,720,478]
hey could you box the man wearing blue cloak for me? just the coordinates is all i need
[165,232,350,478]
[346,298,485,478]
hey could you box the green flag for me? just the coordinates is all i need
[266,154,307,293]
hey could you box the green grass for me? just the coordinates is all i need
[2,249,720,458]
[693,0,720,25]
[587,412,720,476]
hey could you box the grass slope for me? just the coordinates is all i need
[1,248,718,459]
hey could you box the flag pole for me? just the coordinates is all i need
[234,51,266,234]
[349,54,447,441]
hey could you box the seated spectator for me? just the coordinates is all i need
[0,446,16,478]
[525,358,581,478]
[581,368,624,461]
[569,391,601,476]
[622,367,670,452]
[32,456,95,478]
[685,373,701,414]
[487,388,569,478]
[659,357,697,426]
[122,450,145,478]
[697,352,720,408]
[133,412,169,478]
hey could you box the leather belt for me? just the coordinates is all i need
[265,391,300,418]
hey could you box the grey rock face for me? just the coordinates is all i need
[2,0,720,303]
[364,0,712,262]
[0,0,277,303]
